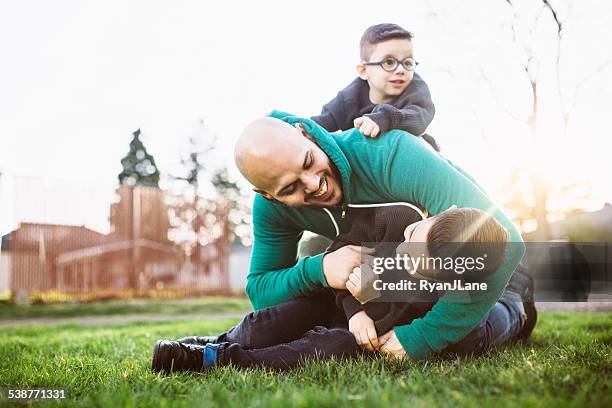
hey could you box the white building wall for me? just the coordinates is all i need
[229,244,251,294]
[0,250,10,294]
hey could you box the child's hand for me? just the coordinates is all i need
[346,266,381,304]
[354,116,381,137]
[346,267,363,299]
[378,330,407,360]
[348,310,379,351]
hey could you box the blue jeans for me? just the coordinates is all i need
[443,291,526,356]
[212,290,526,369]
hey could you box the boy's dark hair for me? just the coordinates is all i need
[360,23,414,61]
[426,208,509,281]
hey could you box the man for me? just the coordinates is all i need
[240,110,537,357]
[154,111,535,367]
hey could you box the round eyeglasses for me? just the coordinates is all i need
[363,57,418,72]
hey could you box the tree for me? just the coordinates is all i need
[211,167,252,244]
[174,136,215,189]
[463,0,612,240]
[167,123,251,253]
[118,129,160,187]
[483,0,570,240]
[166,135,214,257]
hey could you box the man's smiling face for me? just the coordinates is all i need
[235,119,343,208]
[268,125,343,207]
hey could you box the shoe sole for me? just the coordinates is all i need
[151,340,162,373]
[518,302,538,341]
[152,340,173,374]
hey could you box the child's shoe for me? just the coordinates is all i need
[151,340,205,374]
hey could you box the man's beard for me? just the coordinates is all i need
[301,129,344,206]
[328,160,343,205]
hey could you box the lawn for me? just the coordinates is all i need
[0,311,610,407]
[0,296,251,320]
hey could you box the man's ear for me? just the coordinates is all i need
[295,122,316,143]
[253,187,274,201]
[356,63,368,80]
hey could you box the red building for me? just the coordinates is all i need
[2,186,229,299]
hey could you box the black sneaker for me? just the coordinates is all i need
[151,340,205,374]
[517,301,538,341]
[506,261,534,301]
[177,336,219,346]
[506,261,538,341]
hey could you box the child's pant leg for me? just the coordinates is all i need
[218,289,345,349]
[216,326,364,370]
[441,290,526,356]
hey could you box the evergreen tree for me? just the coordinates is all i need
[118,129,160,187]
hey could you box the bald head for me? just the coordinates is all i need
[235,118,295,185]
[234,117,343,207]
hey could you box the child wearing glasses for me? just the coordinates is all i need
[311,23,440,151]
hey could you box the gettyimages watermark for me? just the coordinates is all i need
[356,242,611,303]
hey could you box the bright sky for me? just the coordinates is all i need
[0,0,611,234]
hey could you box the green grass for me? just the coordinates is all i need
[0,296,251,320]
[0,312,610,407]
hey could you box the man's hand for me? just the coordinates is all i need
[348,310,379,351]
[378,330,407,360]
[354,116,381,138]
[322,246,375,289]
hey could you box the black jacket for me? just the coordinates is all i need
[327,205,437,335]
[311,74,440,151]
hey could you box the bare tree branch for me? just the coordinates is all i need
[576,60,612,91]
[479,67,522,123]
[544,0,565,134]
[541,0,562,34]
[565,59,612,125]
[501,0,525,66]
[528,4,554,55]
[499,0,540,122]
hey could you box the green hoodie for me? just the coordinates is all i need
[247,110,525,360]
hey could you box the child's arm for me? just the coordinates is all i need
[361,73,435,137]
[334,288,379,351]
[334,289,364,321]
[312,78,365,132]
[311,100,342,132]
[374,302,422,336]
